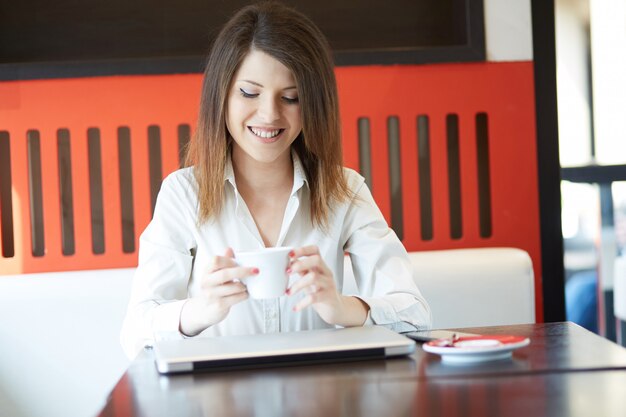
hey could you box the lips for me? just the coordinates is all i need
[248,126,285,143]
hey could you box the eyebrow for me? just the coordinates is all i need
[240,80,297,90]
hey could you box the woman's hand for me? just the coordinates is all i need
[179,247,256,336]
[286,245,369,327]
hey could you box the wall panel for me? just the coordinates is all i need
[0,62,542,318]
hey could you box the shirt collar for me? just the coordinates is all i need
[224,154,236,187]
[291,150,308,194]
[224,150,309,195]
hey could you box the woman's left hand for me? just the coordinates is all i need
[286,245,345,324]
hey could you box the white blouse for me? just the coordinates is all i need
[120,153,431,358]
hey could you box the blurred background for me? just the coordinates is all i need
[556,0,626,339]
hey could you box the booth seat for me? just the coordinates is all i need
[343,247,536,329]
[0,246,534,417]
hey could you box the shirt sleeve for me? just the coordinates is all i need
[341,174,432,332]
[120,172,197,359]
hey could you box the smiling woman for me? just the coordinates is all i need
[226,50,302,166]
[120,1,432,359]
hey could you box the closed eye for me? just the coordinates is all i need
[282,96,299,104]
[239,88,259,98]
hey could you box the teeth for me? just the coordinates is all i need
[250,127,281,139]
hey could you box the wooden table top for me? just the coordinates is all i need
[97,322,626,417]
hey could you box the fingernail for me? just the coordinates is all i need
[252,268,260,274]
[288,250,295,258]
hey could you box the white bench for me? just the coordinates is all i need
[0,268,134,417]
[344,247,536,329]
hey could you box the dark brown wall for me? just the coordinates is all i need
[0,0,484,79]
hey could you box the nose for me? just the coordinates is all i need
[257,96,280,123]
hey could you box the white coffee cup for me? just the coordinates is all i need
[235,247,292,299]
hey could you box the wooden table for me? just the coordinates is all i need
[97,322,626,417]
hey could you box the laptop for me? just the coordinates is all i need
[154,325,415,374]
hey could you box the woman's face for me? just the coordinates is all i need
[226,49,302,165]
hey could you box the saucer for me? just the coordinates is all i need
[422,335,530,364]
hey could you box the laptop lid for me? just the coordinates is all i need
[154,325,415,374]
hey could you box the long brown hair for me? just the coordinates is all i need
[185,1,351,228]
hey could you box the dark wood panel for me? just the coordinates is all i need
[0,0,484,80]
[531,0,566,322]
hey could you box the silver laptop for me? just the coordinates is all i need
[154,325,415,374]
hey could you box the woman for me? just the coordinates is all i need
[121,1,431,358]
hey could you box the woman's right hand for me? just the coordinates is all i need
[179,247,257,336]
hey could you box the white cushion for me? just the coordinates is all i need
[0,268,134,417]
[344,247,535,329]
